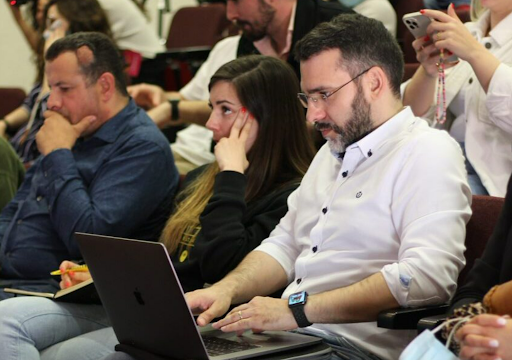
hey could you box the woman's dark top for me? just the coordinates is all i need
[172,166,300,293]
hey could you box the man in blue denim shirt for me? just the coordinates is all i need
[0,32,179,298]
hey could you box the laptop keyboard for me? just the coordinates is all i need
[203,336,259,356]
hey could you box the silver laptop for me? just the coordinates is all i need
[75,233,322,360]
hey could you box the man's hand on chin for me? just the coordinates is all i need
[37,111,96,155]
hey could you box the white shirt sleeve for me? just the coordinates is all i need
[381,131,471,306]
[179,36,241,101]
[486,63,512,135]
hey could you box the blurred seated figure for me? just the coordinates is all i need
[0,32,178,298]
[401,0,512,196]
[0,137,24,211]
[7,0,164,85]
[1,0,113,166]
[436,173,512,359]
[338,0,397,36]
[0,55,315,360]
[95,0,165,86]
[129,0,354,174]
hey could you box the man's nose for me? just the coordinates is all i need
[226,0,238,22]
[47,91,61,111]
[306,104,326,124]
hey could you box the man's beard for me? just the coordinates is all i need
[236,0,275,41]
[315,85,373,154]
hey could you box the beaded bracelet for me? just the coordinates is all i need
[435,49,447,125]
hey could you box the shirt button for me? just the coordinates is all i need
[485,42,492,49]
[36,196,43,202]
[17,219,22,225]
[44,171,48,177]
[322,207,327,214]
[367,150,372,157]
[296,278,302,285]
[342,171,348,178]
[312,246,318,253]
[469,78,473,84]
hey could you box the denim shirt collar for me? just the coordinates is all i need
[88,98,137,144]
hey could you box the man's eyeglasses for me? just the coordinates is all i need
[297,67,372,109]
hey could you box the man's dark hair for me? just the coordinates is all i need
[45,32,128,96]
[295,14,404,97]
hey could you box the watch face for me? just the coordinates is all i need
[289,292,306,305]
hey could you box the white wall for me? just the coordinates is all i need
[0,0,196,93]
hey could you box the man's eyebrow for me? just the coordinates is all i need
[303,86,328,94]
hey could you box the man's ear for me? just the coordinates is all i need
[97,72,116,101]
[365,67,386,100]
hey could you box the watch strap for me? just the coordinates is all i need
[169,99,180,121]
[290,304,312,328]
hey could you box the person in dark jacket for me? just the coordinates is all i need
[452,173,512,360]
[0,55,316,360]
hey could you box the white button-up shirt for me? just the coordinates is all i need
[402,10,512,196]
[256,107,472,360]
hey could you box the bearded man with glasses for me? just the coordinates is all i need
[186,14,472,360]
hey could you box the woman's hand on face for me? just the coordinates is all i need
[58,260,92,289]
[423,6,484,63]
[215,108,253,174]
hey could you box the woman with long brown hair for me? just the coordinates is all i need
[0,54,316,360]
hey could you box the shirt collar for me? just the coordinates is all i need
[340,107,415,160]
[471,10,512,47]
[489,10,512,47]
[88,98,136,144]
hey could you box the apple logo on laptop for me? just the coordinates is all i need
[133,288,145,305]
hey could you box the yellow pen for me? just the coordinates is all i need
[50,264,89,276]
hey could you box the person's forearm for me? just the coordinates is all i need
[403,66,437,117]
[466,47,501,94]
[213,251,289,305]
[147,100,212,128]
[8,5,39,51]
[4,107,30,131]
[305,272,399,323]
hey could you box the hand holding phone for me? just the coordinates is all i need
[403,11,458,63]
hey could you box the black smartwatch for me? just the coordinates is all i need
[288,291,312,328]
[168,99,180,121]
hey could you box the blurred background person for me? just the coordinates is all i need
[402,0,512,196]
[1,0,113,166]
[338,0,397,36]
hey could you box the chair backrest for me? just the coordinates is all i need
[458,195,505,284]
[0,87,26,118]
[403,62,420,82]
[166,3,231,50]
